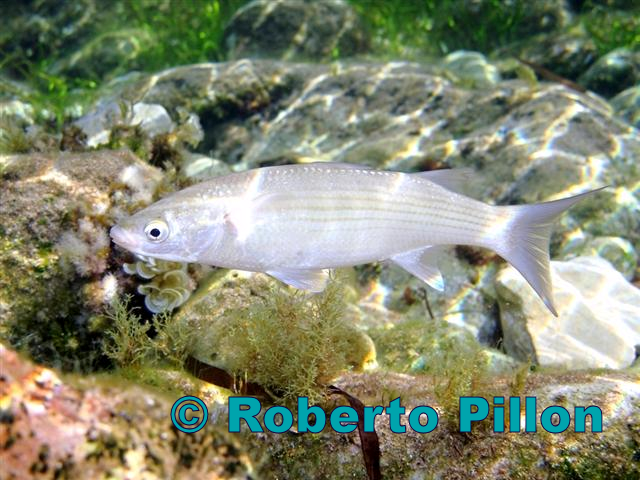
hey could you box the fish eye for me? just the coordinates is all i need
[144,220,169,242]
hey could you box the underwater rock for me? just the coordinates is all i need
[374,245,501,345]
[262,367,640,479]
[73,100,126,147]
[436,83,637,204]
[560,235,638,280]
[3,341,639,479]
[80,60,639,200]
[443,51,501,89]
[0,343,254,479]
[0,149,163,370]
[566,184,640,255]
[502,31,598,82]
[579,48,640,98]
[129,102,175,139]
[75,100,174,148]
[611,84,640,128]
[180,152,232,182]
[224,0,369,61]
[368,311,519,377]
[496,256,640,369]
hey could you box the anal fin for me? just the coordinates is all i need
[267,268,330,292]
[391,246,447,291]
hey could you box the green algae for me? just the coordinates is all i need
[348,0,528,56]
[582,5,640,56]
[348,0,639,60]
[103,295,196,369]
[122,0,249,71]
[102,295,153,367]
[207,281,357,407]
[2,1,247,130]
[369,312,535,430]
[102,281,361,407]
[0,116,33,154]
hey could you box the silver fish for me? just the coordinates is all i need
[110,163,599,316]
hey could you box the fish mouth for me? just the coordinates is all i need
[109,225,140,252]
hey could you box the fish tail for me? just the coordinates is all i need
[495,188,604,317]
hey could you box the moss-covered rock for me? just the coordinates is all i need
[0,149,163,371]
[6,340,637,479]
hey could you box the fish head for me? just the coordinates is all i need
[110,198,224,263]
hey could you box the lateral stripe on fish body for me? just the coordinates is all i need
[110,163,602,317]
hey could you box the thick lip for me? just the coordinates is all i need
[109,225,140,251]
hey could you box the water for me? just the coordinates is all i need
[1,1,639,478]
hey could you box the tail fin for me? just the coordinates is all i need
[496,188,604,317]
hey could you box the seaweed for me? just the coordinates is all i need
[582,3,640,55]
[347,0,529,56]
[102,295,152,367]
[101,279,363,408]
[209,281,357,407]
[0,116,32,154]
[102,294,194,368]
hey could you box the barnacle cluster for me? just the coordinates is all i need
[124,256,195,313]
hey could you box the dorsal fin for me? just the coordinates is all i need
[303,161,374,170]
[412,168,473,194]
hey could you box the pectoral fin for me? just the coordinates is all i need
[391,246,447,291]
[267,268,330,292]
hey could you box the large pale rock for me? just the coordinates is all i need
[559,235,638,280]
[496,256,640,369]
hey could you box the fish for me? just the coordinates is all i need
[110,163,601,316]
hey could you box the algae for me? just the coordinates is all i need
[582,4,640,56]
[208,281,357,406]
[0,116,32,154]
[102,294,196,368]
[101,279,363,408]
